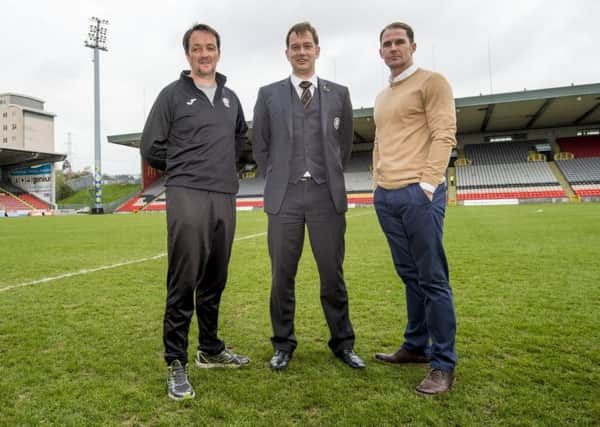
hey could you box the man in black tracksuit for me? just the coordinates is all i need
[140,24,249,401]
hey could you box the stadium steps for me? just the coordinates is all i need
[447,167,457,206]
[548,161,578,202]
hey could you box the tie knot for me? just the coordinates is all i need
[299,81,312,89]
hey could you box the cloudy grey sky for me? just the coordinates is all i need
[2,0,598,174]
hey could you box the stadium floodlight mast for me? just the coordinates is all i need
[84,17,109,214]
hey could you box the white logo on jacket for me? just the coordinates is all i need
[333,117,340,130]
[222,97,230,108]
[186,98,197,105]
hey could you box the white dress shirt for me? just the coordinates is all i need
[290,73,318,98]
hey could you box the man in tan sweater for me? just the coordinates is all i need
[372,22,457,395]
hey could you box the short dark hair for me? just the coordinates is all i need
[379,22,414,44]
[182,23,220,53]
[286,22,319,47]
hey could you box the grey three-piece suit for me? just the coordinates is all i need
[252,77,356,354]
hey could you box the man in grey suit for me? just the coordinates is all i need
[252,22,365,371]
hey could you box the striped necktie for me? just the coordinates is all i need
[299,81,312,109]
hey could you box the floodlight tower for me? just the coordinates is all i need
[84,17,109,214]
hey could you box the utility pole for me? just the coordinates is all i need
[84,17,109,214]
[63,132,73,176]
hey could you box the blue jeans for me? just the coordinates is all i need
[374,183,457,371]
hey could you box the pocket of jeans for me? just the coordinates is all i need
[412,183,432,204]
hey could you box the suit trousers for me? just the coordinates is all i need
[268,180,355,354]
[163,186,235,364]
[374,183,457,372]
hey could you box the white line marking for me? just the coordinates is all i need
[1,232,267,294]
[0,254,167,293]
[234,232,266,241]
[1,210,374,294]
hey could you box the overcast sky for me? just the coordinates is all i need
[2,0,598,175]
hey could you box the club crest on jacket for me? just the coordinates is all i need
[333,117,340,130]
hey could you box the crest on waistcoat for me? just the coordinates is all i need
[333,117,340,130]
[222,97,230,108]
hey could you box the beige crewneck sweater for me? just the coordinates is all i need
[373,68,456,190]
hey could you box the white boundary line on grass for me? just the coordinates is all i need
[0,253,168,293]
[0,210,374,294]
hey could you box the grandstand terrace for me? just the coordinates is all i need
[108,82,600,211]
[554,136,600,197]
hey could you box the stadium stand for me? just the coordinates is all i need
[115,177,166,213]
[107,82,600,208]
[19,193,52,210]
[343,151,373,194]
[463,142,533,165]
[1,180,24,194]
[556,157,600,197]
[0,183,53,214]
[115,151,377,212]
[345,172,373,193]
[109,137,598,210]
[239,178,266,197]
[236,197,264,209]
[456,143,567,201]
[0,192,32,211]
[345,151,372,172]
[142,193,167,211]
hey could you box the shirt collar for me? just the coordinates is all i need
[390,63,418,84]
[290,73,318,89]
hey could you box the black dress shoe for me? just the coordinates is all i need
[269,350,292,370]
[337,349,366,369]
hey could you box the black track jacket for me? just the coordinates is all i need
[140,71,248,194]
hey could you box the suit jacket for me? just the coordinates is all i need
[252,77,353,214]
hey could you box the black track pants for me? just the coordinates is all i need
[163,186,236,365]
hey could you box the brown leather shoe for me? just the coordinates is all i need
[374,348,430,365]
[415,369,455,395]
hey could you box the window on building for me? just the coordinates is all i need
[2,112,7,118]
[11,123,17,130]
[2,137,7,143]
[2,125,6,131]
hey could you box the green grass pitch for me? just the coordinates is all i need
[1,204,599,425]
